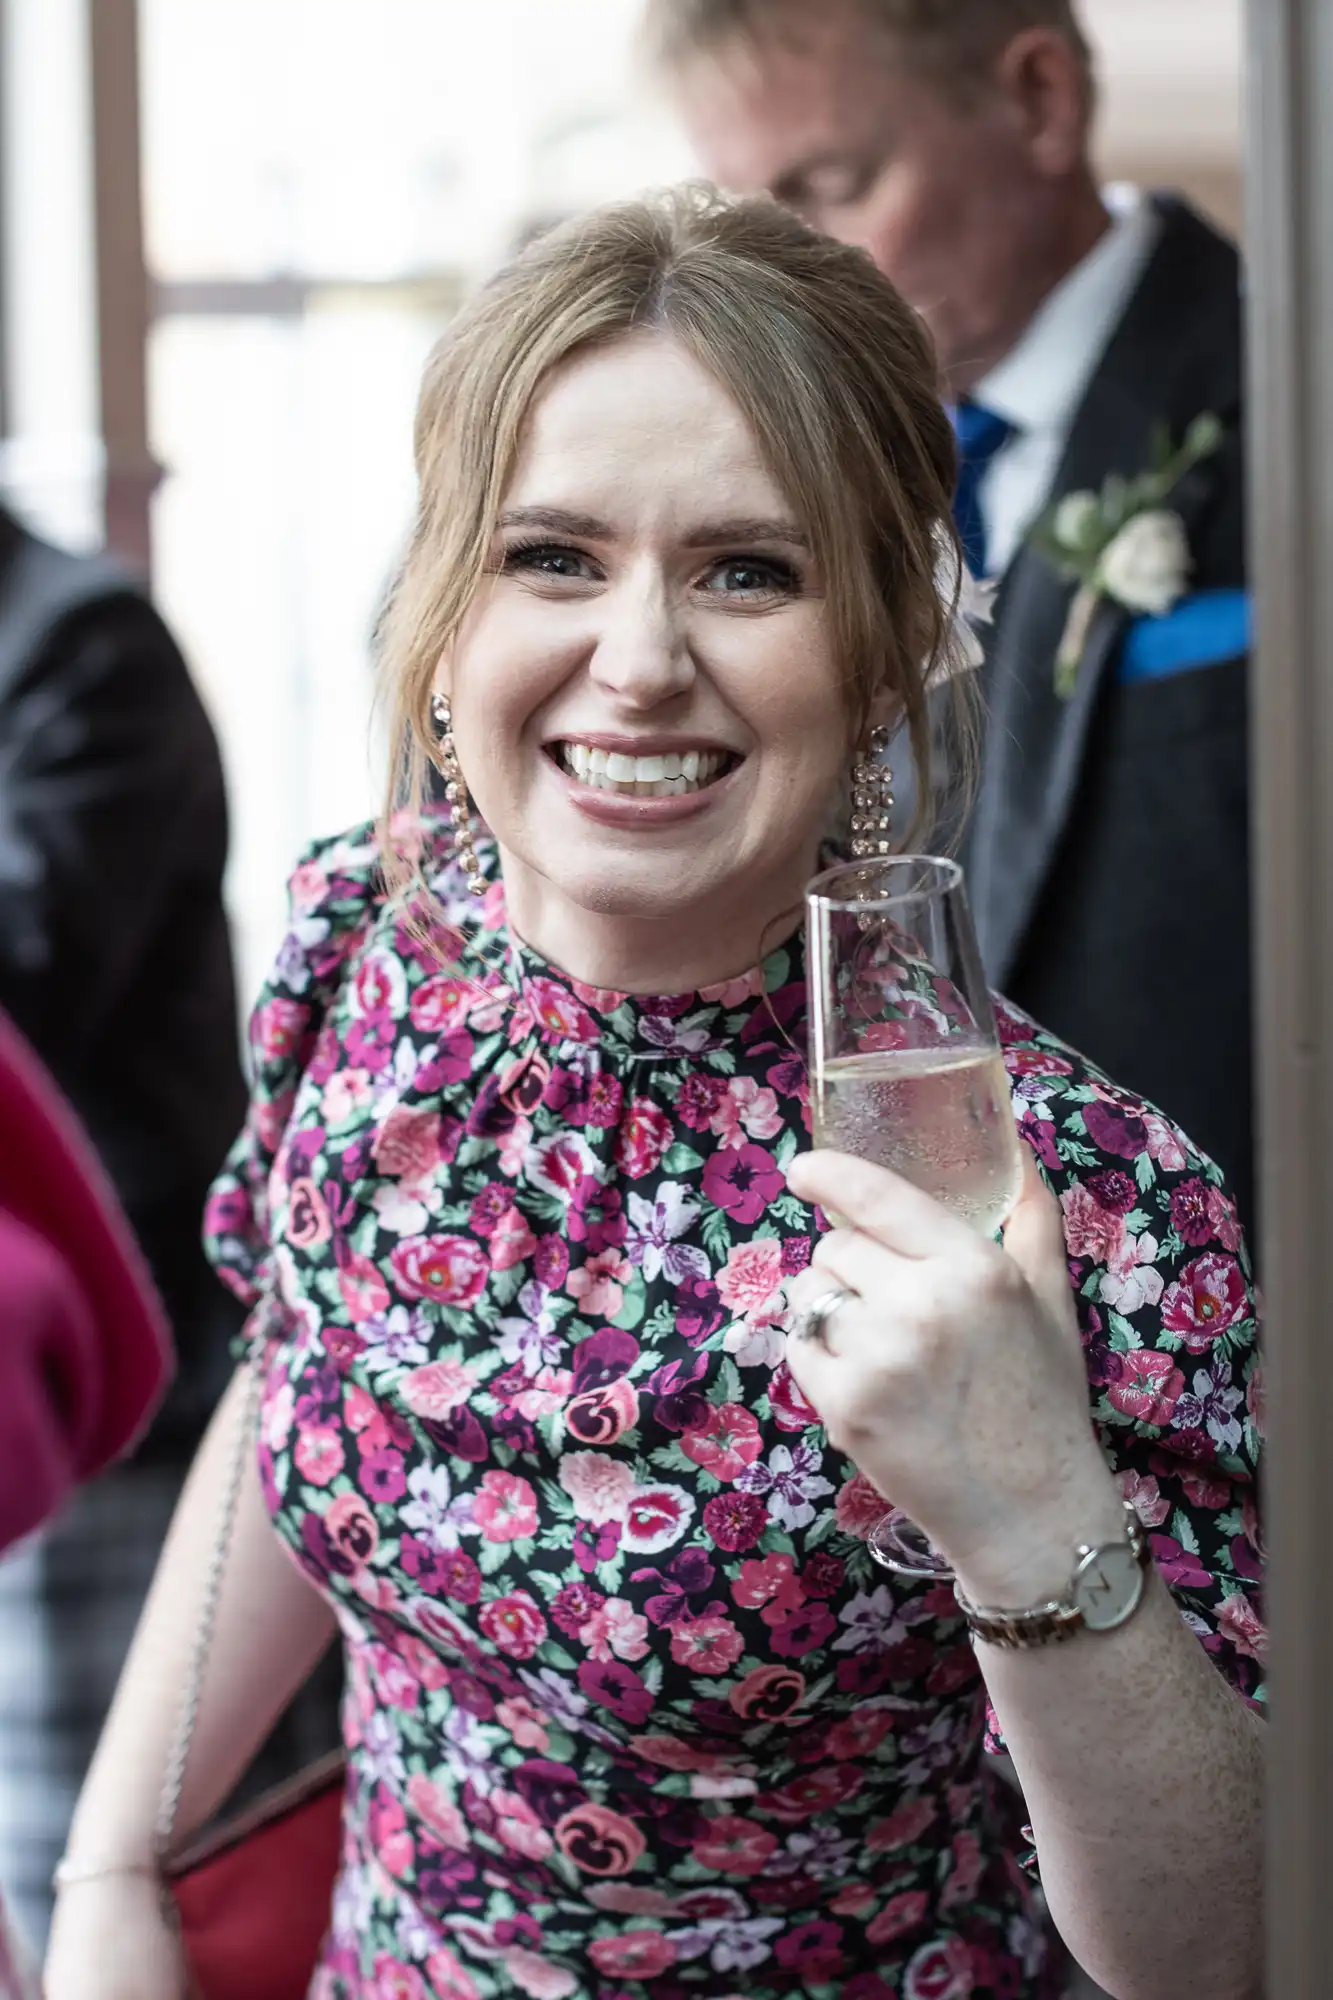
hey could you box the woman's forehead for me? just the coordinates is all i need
[503,335,801,536]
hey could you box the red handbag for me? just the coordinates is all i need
[156,1359,345,2000]
[163,1751,345,2000]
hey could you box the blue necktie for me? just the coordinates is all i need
[951,400,1015,577]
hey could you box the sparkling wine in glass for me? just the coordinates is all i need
[806,856,1024,1577]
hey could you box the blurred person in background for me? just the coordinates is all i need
[651,0,1255,1235]
[0,503,338,1950]
[0,1006,171,1997]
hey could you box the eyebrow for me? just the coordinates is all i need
[498,505,810,550]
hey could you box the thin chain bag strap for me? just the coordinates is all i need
[153,1350,264,1879]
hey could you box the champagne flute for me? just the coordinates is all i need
[805,856,1024,1578]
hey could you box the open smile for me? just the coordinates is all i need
[545,739,740,798]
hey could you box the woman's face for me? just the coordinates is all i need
[442,333,859,980]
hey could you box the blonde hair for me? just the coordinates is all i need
[378,182,973,903]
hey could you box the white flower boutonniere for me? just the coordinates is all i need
[1034,413,1224,698]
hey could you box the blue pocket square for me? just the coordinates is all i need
[1119,589,1251,684]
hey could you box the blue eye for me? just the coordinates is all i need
[502,541,596,580]
[703,557,801,596]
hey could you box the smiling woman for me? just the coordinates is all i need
[46,186,1262,2000]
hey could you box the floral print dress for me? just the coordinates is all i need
[203,812,1265,2000]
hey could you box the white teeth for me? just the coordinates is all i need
[554,743,731,796]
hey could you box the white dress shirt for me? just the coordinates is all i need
[971,185,1162,578]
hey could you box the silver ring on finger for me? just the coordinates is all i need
[790,1283,857,1346]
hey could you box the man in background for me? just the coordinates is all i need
[651,0,1254,1232]
[0,504,336,1947]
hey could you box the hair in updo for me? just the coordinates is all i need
[377,181,974,897]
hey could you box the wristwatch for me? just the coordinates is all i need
[953,1500,1151,1650]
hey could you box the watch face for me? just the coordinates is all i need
[1072,1541,1146,1632]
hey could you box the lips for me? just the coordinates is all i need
[547,741,737,798]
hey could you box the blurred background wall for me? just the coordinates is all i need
[0,0,1241,1013]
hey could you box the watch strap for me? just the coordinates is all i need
[954,1501,1150,1651]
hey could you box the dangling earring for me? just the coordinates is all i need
[849,724,895,860]
[429,693,485,897]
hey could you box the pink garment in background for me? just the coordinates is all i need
[0,1008,173,1998]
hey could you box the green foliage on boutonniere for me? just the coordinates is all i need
[1032,412,1224,698]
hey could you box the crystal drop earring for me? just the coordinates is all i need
[848,723,895,860]
[429,692,485,897]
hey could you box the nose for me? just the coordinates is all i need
[587,563,695,709]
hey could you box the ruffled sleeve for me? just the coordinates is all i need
[202,819,385,1316]
[994,1001,1265,1725]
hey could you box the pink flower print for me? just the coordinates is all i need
[1059,1181,1126,1267]
[372,1104,460,1192]
[709,1076,784,1152]
[621,1483,696,1554]
[1207,1184,1244,1252]
[866,1796,939,1853]
[554,1799,647,1876]
[294,1427,344,1487]
[253,996,312,1063]
[1118,1469,1171,1527]
[690,1815,778,1876]
[496,1697,551,1751]
[286,858,329,914]
[728,1664,806,1723]
[767,1363,818,1434]
[469,1183,512,1236]
[368,1793,415,1881]
[551,1582,605,1637]
[716,1239,785,1316]
[491,1789,556,1863]
[1142,1110,1189,1172]
[285,1177,332,1250]
[324,1492,378,1570]
[731,1552,796,1610]
[511,1366,575,1421]
[489,1207,539,1272]
[344,1011,396,1076]
[1105,1348,1184,1424]
[566,1249,631,1319]
[614,1098,674,1179]
[409,974,478,1036]
[1216,1591,1267,1662]
[338,1251,391,1324]
[702,1490,768,1553]
[579,1597,650,1663]
[589,1932,678,1979]
[702,1144,784,1226]
[533,1234,570,1289]
[390,1234,488,1305]
[473,1471,540,1543]
[864,1890,930,1948]
[677,1072,725,1131]
[773,1921,846,1982]
[559,1451,634,1525]
[834,1471,891,1540]
[1162,1253,1251,1351]
[681,1404,763,1482]
[424,1948,480,2000]
[480,1591,548,1660]
[587,1885,677,1920]
[500,1950,578,2000]
[523,975,600,1045]
[669,1611,745,1674]
[1099,1232,1165,1314]
[371,1957,426,2000]
[399,1358,476,1421]
[1081,1096,1149,1160]
[1169,1176,1216,1247]
[565,1378,639,1447]
[577,1658,654,1725]
[526,1130,597,1202]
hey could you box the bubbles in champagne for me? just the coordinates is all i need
[812,1045,1023,1236]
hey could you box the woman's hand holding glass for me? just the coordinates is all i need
[783,1147,1123,1605]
